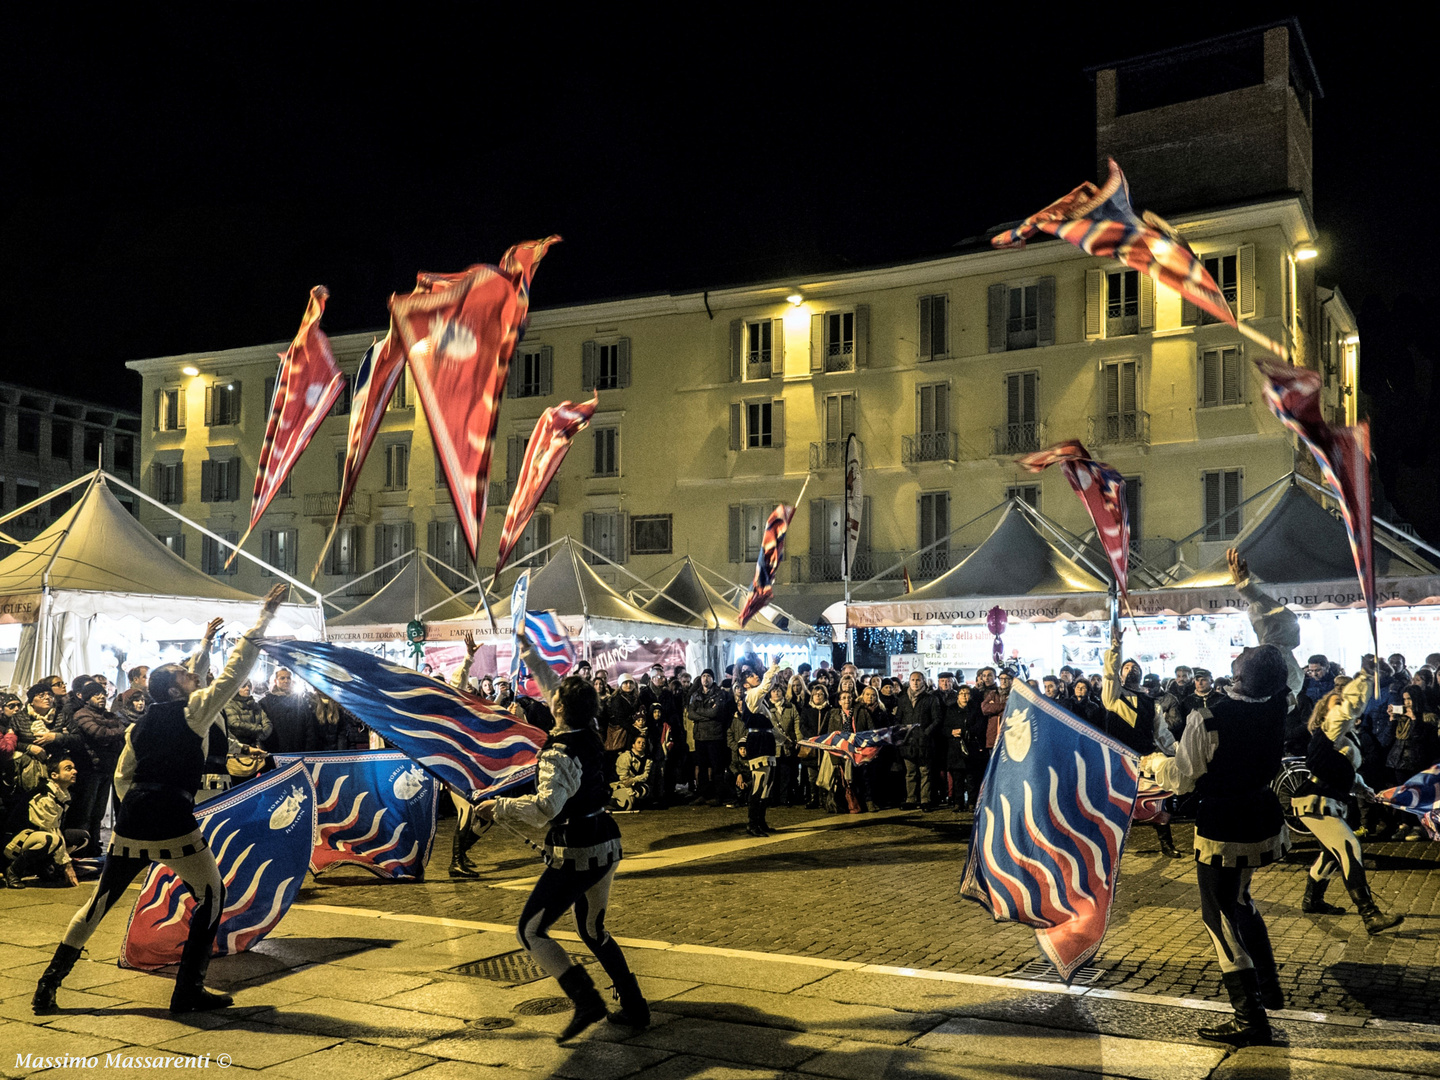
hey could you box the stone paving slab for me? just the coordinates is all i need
[154,1020,344,1069]
[795,1039,1103,1080]
[621,950,833,994]
[261,1040,440,1080]
[40,1004,234,1045]
[247,995,467,1048]
[624,1056,805,1080]
[659,985,946,1045]
[628,1016,839,1069]
[0,1022,126,1078]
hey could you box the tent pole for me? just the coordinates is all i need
[0,469,99,530]
[1293,473,1440,565]
[572,536,712,626]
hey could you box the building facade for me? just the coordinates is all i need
[123,21,1356,626]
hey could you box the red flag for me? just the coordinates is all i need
[1018,440,1130,598]
[740,504,795,628]
[234,286,346,566]
[390,240,558,563]
[495,394,598,575]
[1256,360,1376,645]
[313,323,406,578]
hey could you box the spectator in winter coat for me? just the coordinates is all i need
[896,672,942,810]
[763,682,801,807]
[981,671,1012,751]
[1388,686,1439,787]
[943,684,972,811]
[1069,678,1103,726]
[70,683,125,846]
[610,735,656,811]
[16,684,85,771]
[221,682,272,749]
[797,683,834,809]
[260,669,319,754]
[1175,669,1221,741]
[118,666,151,726]
[688,670,729,805]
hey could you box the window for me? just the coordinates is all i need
[202,531,239,576]
[51,489,74,517]
[159,533,186,559]
[808,496,871,581]
[516,513,551,565]
[200,458,241,503]
[747,402,772,448]
[744,320,780,380]
[918,492,950,575]
[276,474,293,498]
[1183,247,1255,325]
[1102,360,1140,441]
[583,339,631,391]
[909,383,951,463]
[328,373,352,417]
[1006,484,1040,509]
[583,510,628,564]
[918,295,948,361]
[153,461,184,505]
[387,369,410,410]
[1001,371,1040,453]
[155,388,185,432]
[113,434,134,472]
[82,427,103,465]
[989,278,1055,352]
[1107,270,1139,336]
[1123,476,1142,552]
[205,382,242,426]
[385,443,409,490]
[426,520,467,589]
[510,345,553,398]
[728,503,771,563]
[1200,346,1243,407]
[592,428,619,477]
[729,400,784,451]
[1203,470,1242,540]
[261,528,298,577]
[18,413,39,454]
[325,525,363,577]
[373,522,414,586]
[631,515,672,555]
[826,311,854,371]
[51,422,73,461]
[16,481,40,511]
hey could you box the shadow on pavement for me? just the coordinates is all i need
[1326,961,1440,1025]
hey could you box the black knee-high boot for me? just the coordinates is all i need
[1198,969,1273,1047]
[556,965,607,1042]
[1347,883,1404,935]
[171,884,232,1013]
[1302,876,1345,914]
[449,821,480,878]
[33,943,82,1014]
[1153,822,1181,857]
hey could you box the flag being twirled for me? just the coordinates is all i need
[259,641,545,799]
[1255,360,1375,646]
[960,681,1140,981]
[1018,440,1130,598]
[739,503,795,628]
[993,159,1287,360]
[496,394,598,575]
[1374,766,1440,841]
[799,724,913,765]
[234,286,347,566]
[511,608,577,698]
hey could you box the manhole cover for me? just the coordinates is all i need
[466,1016,515,1031]
[1007,960,1104,986]
[451,951,589,985]
[515,996,572,1016]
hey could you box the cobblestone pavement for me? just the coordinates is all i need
[300,802,1440,1025]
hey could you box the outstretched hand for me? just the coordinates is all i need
[204,617,224,640]
[1227,548,1248,588]
[262,584,288,615]
[463,630,478,655]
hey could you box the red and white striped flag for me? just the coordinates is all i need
[234,286,346,567]
[740,503,795,628]
[495,394,598,575]
[1018,440,1130,598]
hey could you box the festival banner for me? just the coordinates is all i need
[960,680,1139,980]
[495,395,598,575]
[508,571,530,680]
[273,750,439,879]
[120,761,316,969]
[843,434,863,583]
[740,503,796,628]
[1019,441,1130,598]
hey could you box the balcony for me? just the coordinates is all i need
[1088,410,1150,447]
[809,439,860,471]
[902,431,958,465]
[992,421,1044,456]
[825,343,854,373]
[303,493,370,519]
[789,549,952,585]
[744,354,772,380]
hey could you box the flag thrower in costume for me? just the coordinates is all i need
[740,502,797,628]
[992,158,1287,360]
[258,641,546,799]
[1018,440,1130,598]
[1255,358,1376,652]
[960,680,1141,981]
[313,325,407,578]
[390,237,560,565]
[495,394,598,575]
[231,286,346,567]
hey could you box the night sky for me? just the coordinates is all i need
[4,11,1433,529]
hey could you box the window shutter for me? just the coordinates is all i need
[204,385,214,427]
[583,511,596,554]
[772,399,785,447]
[771,318,784,375]
[1036,276,1056,347]
[1201,351,1218,405]
[262,529,274,568]
[506,357,520,398]
[582,341,597,391]
[1224,470,1242,537]
[810,313,824,372]
[1237,243,1256,319]
[232,382,243,423]
[728,506,743,562]
[729,319,743,381]
[935,383,949,432]
[1085,270,1105,340]
[1138,272,1154,330]
[152,389,161,430]
[507,436,521,486]
[176,390,186,429]
[729,403,742,451]
[933,295,948,357]
[534,514,550,547]
[988,284,1007,352]
[1222,348,1241,405]
[1121,361,1137,414]
[1007,374,1021,425]
[617,337,631,388]
[919,296,932,359]
[540,346,553,395]
[151,462,162,499]
[615,512,629,563]
[810,499,826,556]
[200,460,213,503]
[1103,365,1119,417]
[1203,474,1220,540]
[853,304,870,368]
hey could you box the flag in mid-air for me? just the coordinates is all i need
[234,286,347,565]
[1019,440,1130,597]
[273,750,439,880]
[315,325,407,577]
[960,681,1141,980]
[496,394,598,574]
[799,724,913,765]
[259,641,545,799]
[391,239,560,564]
[992,158,1286,360]
[739,503,795,627]
[1256,359,1376,645]
[511,608,576,698]
[1374,765,1440,841]
[121,761,315,968]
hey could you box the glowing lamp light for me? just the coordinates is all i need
[786,293,803,306]
[181,365,200,376]
[1344,334,1359,345]
[1294,247,1319,261]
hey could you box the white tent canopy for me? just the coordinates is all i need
[327,553,476,642]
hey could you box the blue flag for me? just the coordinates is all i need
[274,751,440,880]
[1375,765,1440,840]
[959,681,1140,980]
[259,641,545,799]
[121,761,316,969]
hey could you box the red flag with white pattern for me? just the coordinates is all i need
[495,393,598,575]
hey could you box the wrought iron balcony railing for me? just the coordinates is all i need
[902,431,958,465]
[1088,410,1150,447]
[809,439,860,471]
[992,421,1044,456]
[303,493,370,518]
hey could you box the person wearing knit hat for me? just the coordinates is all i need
[1139,549,1302,1048]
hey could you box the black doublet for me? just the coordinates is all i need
[1192,694,1288,860]
[544,728,621,862]
[115,699,205,842]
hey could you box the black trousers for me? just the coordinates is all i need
[693,740,728,799]
[1195,861,1277,979]
[516,861,633,986]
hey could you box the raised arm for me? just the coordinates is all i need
[185,617,225,681]
[1101,634,1140,730]
[746,663,783,714]
[185,586,286,737]
[1230,549,1302,698]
